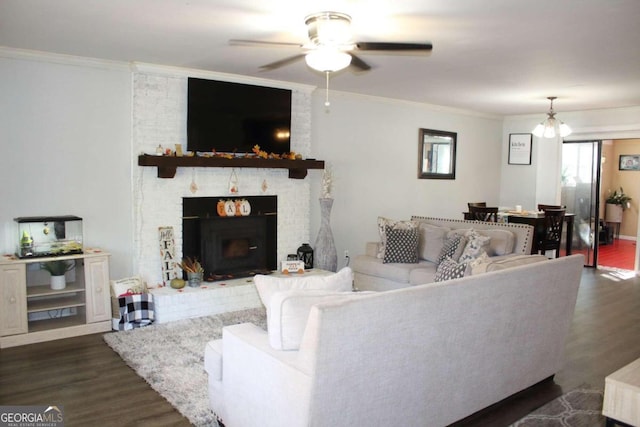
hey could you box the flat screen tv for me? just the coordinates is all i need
[187,77,292,154]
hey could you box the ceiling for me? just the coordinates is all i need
[2,0,640,116]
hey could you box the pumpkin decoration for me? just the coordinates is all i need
[216,200,226,216]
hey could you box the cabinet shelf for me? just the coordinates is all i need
[27,282,85,298]
[138,154,325,179]
[27,294,85,313]
[29,314,85,332]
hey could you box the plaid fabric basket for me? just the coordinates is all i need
[117,293,154,331]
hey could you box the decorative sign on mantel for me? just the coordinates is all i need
[159,226,181,285]
[508,133,533,165]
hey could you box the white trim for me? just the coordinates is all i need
[0,46,131,71]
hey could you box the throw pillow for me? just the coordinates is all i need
[383,226,419,264]
[418,223,450,263]
[376,217,418,259]
[458,229,492,264]
[268,290,374,350]
[436,234,467,265]
[253,267,354,313]
[434,257,467,282]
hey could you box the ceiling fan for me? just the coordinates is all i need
[229,11,433,73]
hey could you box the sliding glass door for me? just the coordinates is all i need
[560,140,601,267]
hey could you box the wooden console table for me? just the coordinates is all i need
[603,357,640,426]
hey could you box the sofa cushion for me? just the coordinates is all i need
[437,234,467,265]
[376,217,418,259]
[458,229,491,264]
[471,254,548,275]
[478,229,516,256]
[351,255,432,284]
[408,265,438,285]
[253,267,354,312]
[268,290,373,350]
[434,258,467,282]
[383,226,419,264]
[418,223,450,263]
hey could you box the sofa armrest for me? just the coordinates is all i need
[365,241,380,257]
[204,339,223,380]
[217,323,312,427]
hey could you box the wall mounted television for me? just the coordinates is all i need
[187,77,292,154]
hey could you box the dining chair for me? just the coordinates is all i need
[538,208,566,258]
[537,204,566,211]
[468,202,487,209]
[468,205,498,222]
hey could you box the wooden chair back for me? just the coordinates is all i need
[539,208,566,257]
[537,204,566,211]
[468,206,498,222]
[468,202,487,210]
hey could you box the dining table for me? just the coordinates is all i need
[499,211,575,256]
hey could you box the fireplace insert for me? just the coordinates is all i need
[183,196,277,280]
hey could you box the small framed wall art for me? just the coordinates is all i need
[508,133,533,165]
[619,155,640,171]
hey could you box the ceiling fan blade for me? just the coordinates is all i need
[259,54,306,71]
[229,39,304,48]
[355,42,433,52]
[348,53,371,71]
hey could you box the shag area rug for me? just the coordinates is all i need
[510,386,604,427]
[104,307,267,427]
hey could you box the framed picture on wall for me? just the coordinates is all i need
[619,155,640,171]
[508,133,532,165]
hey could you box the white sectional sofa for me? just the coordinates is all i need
[352,216,536,291]
[205,254,585,427]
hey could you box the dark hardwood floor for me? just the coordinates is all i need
[1,267,638,427]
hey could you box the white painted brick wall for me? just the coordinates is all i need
[132,71,313,286]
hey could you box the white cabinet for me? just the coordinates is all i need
[0,251,111,348]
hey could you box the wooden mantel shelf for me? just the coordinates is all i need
[138,154,325,179]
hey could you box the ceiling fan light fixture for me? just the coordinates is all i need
[532,96,572,139]
[305,48,352,72]
[305,12,352,46]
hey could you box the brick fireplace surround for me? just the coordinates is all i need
[131,68,316,319]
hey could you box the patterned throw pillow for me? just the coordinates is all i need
[434,257,467,282]
[382,226,419,264]
[436,234,467,265]
[376,217,418,259]
[458,229,492,264]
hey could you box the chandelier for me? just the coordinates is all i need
[532,96,572,138]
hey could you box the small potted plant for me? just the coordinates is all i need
[41,259,75,290]
[605,187,632,223]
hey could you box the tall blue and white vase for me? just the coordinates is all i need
[314,198,338,272]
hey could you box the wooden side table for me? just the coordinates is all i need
[603,357,640,426]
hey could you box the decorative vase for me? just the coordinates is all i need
[187,272,203,287]
[314,198,338,272]
[50,275,66,290]
[605,203,623,223]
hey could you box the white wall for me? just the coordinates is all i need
[0,52,133,278]
[309,91,504,268]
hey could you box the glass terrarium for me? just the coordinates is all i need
[15,216,83,258]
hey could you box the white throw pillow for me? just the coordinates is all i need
[268,290,373,350]
[458,229,492,264]
[253,267,354,312]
